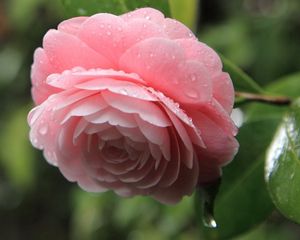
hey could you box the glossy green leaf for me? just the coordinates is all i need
[61,0,170,17]
[198,72,300,239]
[265,99,300,224]
[221,55,264,94]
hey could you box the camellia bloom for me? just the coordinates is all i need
[28,8,238,204]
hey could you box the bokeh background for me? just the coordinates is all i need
[0,0,300,239]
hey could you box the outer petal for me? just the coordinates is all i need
[212,72,235,114]
[121,7,165,24]
[58,16,88,35]
[175,38,223,75]
[31,48,60,104]
[189,109,239,167]
[78,13,126,67]
[120,38,212,106]
[162,18,196,40]
[43,30,112,72]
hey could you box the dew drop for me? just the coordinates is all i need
[107,31,111,36]
[120,89,128,95]
[31,137,38,146]
[191,74,197,82]
[184,89,198,99]
[149,53,154,58]
[145,15,151,20]
[39,125,48,135]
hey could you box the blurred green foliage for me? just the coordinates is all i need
[1,0,300,239]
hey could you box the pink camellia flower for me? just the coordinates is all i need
[28,8,238,204]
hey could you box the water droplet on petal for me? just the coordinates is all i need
[120,89,128,95]
[145,15,151,20]
[39,125,48,135]
[184,89,198,99]
[107,31,111,36]
[191,74,197,82]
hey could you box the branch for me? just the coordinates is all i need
[235,91,292,106]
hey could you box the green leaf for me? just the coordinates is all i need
[221,55,264,94]
[265,99,300,224]
[265,72,300,100]
[168,0,198,31]
[61,0,170,17]
[200,113,279,240]
[198,72,300,239]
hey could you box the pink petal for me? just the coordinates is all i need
[123,18,167,49]
[75,78,156,101]
[55,119,86,181]
[102,90,171,127]
[53,89,98,111]
[148,87,205,147]
[58,16,88,35]
[97,128,122,141]
[193,99,238,136]
[78,13,126,66]
[120,38,212,105]
[135,116,171,161]
[121,7,165,24]
[84,123,111,135]
[31,48,59,104]
[189,109,239,166]
[61,94,107,124]
[135,116,169,146]
[163,107,194,168]
[116,126,146,142]
[158,128,180,187]
[43,30,112,72]
[77,175,107,192]
[162,18,196,40]
[212,72,235,114]
[84,108,138,128]
[153,156,199,204]
[135,158,168,189]
[119,152,154,183]
[175,39,222,74]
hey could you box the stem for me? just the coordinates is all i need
[235,91,292,106]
